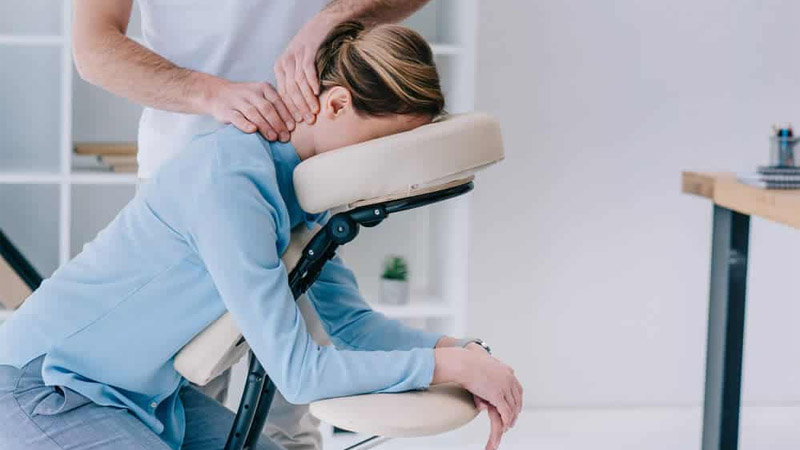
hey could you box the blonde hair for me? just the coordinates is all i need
[315,21,445,118]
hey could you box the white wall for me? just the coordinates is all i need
[470,0,800,408]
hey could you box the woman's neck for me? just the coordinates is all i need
[289,123,316,161]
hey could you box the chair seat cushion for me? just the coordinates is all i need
[294,113,504,213]
[309,383,478,438]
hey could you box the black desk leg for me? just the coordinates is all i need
[702,206,750,450]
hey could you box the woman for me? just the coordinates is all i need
[0,22,522,450]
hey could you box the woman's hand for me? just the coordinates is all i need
[433,347,523,449]
[466,344,514,450]
[472,395,505,450]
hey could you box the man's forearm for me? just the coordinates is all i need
[74,30,213,114]
[323,0,430,25]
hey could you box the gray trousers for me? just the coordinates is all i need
[0,356,281,450]
[199,373,322,450]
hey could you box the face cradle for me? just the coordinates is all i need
[291,21,443,160]
[291,87,433,159]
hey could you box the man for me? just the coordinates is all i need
[72,1,430,448]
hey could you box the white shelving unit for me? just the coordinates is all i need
[1,1,478,420]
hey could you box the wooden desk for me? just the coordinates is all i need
[682,171,800,450]
[684,172,800,228]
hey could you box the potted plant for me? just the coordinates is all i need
[380,255,410,305]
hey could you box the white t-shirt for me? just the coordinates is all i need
[136,0,328,178]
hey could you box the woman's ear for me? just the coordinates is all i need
[321,86,352,119]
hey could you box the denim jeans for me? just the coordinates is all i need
[0,356,281,450]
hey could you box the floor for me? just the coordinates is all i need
[324,405,800,450]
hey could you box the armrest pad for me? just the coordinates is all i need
[309,384,478,437]
[173,225,320,385]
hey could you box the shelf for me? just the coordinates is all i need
[431,43,464,56]
[371,298,454,319]
[0,35,62,46]
[0,171,138,185]
[0,172,62,184]
[70,171,138,185]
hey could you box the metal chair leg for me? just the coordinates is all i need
[224,354,267,450]
[343,436,391,450]
[243,378,277,450]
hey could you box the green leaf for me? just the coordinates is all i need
[381,255,408,281]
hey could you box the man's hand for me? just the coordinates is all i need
[274,15,337,125]
[73,0,296,142]
[200,76,295,142]
[273,1,432,124]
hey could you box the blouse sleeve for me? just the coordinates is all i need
[308,255,441,351]
[186,161,435,404]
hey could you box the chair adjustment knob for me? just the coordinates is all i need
[328,215,359,245]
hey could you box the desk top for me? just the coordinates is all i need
[682,171,800,229]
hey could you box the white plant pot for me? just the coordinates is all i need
[380,279,410,305]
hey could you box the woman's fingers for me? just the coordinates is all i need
[474,394,489,411]
[456,349,523,435]
[491,389,514,431]
[502,372,520,427]
[511,380,523,426]
[486,406,503,450]
[504,391,518,430]
[508,388,521,427]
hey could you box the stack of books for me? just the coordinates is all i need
[738,166,800,189]
[73,142,138,173]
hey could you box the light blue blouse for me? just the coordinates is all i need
[0,126,440,449]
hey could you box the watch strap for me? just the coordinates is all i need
[459,338,491,355]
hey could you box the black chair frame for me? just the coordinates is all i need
[223,181,474,450]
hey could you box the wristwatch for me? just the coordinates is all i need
[458,338,491,355]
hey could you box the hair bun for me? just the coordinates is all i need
[324,20,365,53]
[315,20,445,118]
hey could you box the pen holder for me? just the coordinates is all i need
[769,136,800,167]
[770,136,800,167]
